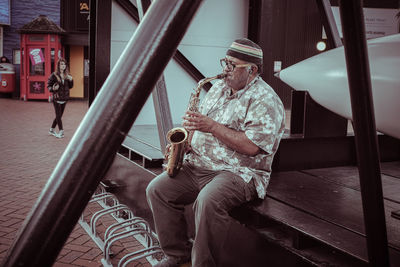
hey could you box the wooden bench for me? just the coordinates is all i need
[104,153,400,266]
[232,162,400,266]
[103,154,318,266]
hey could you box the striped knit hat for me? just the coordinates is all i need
[226,38,263,67]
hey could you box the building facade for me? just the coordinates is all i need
[1,0,60,98]
[0,0,88,99]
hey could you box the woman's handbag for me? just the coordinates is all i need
[52,82,59,91]
[50,73,62,101]
[52,83,59,100]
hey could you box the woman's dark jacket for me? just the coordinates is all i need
[47,72,74,101]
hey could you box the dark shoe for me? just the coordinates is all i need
[154,255,191,267]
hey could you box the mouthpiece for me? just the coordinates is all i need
[217,73,227,79]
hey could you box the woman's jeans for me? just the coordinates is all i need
[51,101,66,130]
[146,163,257,267]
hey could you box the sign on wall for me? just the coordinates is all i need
[331,7,400,39]
[77,0,89,30]
[29,48,45,65]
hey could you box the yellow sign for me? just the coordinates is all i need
[80,2,89,13]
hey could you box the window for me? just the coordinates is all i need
[51,48,55,73]
[13,49,20,64]
[0,27,3,56]
[21,49,24,74]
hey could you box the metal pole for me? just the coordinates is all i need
[88,0,96,106]
[88,0,111,107]
[315,0,342,48]
[137,0,173,154]
[2,1,203,266]
[338,1,390,266]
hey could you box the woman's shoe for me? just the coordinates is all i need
[56,130,64,139]
[49,128,56,136]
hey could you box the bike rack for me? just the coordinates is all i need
[104,217,151,242]
[79,184,162,266]
[90,204,132,235]
[104,229,152,263]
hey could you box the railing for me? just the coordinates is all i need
[79,183,162,266]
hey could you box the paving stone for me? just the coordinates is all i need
[63,243,92,253]
[53,262,77,267]
[72,258,103,267]
[58,250,84,264]
[80,248,103,261]
[70,234,92,246]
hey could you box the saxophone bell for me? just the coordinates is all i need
[166,127,188,177]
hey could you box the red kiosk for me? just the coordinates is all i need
[18,15,65,101]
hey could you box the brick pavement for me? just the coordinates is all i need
[0,98,103,266]
[0,98,154,266]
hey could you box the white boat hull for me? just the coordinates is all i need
[279,34,400,139]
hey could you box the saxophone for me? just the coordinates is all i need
[166,73,226,177]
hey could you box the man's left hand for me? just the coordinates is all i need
[183,111,260,156]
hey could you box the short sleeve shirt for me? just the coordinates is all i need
[185,76,285,199]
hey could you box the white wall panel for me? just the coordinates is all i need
[111,1,155,126]
[110,0,248,125]
[166,0,249,125]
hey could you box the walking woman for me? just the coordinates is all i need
[47,58,73,138]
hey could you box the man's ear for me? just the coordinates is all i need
[249,65,258,74]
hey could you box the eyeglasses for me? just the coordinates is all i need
[220,58,252,72]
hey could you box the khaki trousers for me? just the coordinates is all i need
[146,162,257,267]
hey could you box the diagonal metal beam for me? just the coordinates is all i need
[116,0,209,90]
[2,0,203,266]
[315,0,342,48]
[338,1,389,266]
[137,0,172,154]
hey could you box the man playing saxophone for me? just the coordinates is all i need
[146,38,286,267]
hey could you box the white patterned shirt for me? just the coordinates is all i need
[185,76,285,199]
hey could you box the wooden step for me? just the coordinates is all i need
[233,165,400,266]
